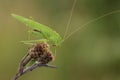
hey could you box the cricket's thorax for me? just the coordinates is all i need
[28,43,53,64]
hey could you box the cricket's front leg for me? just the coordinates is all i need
[21,39,49,45]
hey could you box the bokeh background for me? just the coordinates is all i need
[0,0,120,80]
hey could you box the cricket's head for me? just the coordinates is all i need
[50,34,62,47]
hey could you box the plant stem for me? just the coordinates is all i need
[12,63,56,80]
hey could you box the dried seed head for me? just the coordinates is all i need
[28,42,54,64]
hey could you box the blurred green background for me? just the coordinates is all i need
[0,0,120,80]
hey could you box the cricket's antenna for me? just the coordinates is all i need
[63,0,77,40]
[63,10,120,42]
